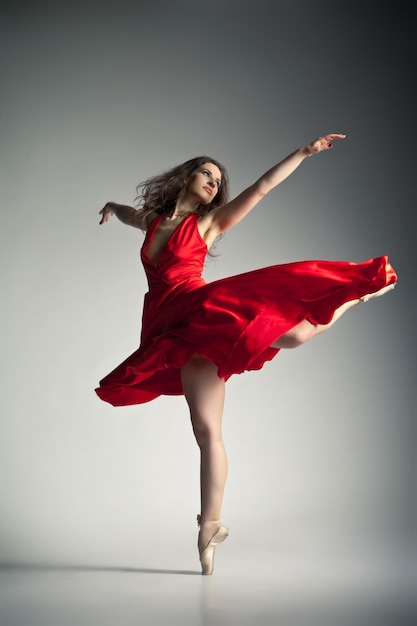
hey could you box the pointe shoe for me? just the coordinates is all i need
[197,514,229,576]
[360,282,396,303]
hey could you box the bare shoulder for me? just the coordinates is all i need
[197,211,223,249]
[201,183,264,235]
[144,211,159,231]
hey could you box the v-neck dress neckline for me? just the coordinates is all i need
[142,213,206,270]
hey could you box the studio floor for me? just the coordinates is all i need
[1,546,416,626]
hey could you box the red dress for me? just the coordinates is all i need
[95,213,397,406]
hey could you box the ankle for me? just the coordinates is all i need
[197,514,220,527]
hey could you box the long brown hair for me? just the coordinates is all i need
[134,156,230,230]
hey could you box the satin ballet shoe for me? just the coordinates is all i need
[360,282,396,303]
[197,514,229,576]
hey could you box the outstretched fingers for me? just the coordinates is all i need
[306,133,346,155]
[98,204,114,224]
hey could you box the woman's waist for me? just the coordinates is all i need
[146,275,207,301]
[141,276,207,339]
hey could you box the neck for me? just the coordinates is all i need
[170,192,200,220]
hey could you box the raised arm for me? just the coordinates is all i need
[208,134,346,234]
[99,202,142,228]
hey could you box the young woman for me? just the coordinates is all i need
[96,134,396,575]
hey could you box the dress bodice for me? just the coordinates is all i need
[140,213,208,332]
[141,213,208,290]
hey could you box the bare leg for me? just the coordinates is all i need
[181,355,227,554]
[272,282,395,349]
[272,298,360,348]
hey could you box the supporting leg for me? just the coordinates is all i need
[181,355,228,560]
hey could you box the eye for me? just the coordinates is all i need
[202,169,221,188]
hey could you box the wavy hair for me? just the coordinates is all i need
[134,156,230,230]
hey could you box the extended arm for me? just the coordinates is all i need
[98,202,142,228]
[209,133,346,234]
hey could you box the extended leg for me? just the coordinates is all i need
[272,282,395,349]
[181,355,227,556]
[272,298,360,348]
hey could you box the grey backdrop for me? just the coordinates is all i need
[1,0,415,573]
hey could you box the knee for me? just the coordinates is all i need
[273,321,315,349]
[291,323,313,345]
[192,418,223,449]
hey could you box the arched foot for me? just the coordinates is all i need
[360,282,396,303]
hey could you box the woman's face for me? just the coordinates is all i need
[186,162,222,204]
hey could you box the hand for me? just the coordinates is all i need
[99,202,116,224]
[302,133,346,157]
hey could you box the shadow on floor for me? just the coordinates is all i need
[0,562,201,576]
